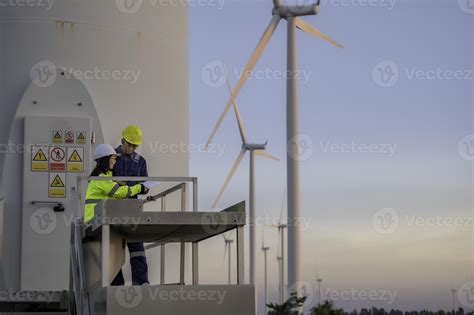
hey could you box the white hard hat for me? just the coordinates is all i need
[93,144,117,161]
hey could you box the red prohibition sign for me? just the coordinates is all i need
[51,147,65,162]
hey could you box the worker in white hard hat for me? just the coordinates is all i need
[84,144,149,223]
[111,125,150,286]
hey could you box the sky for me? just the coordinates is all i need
[188,0,473,313]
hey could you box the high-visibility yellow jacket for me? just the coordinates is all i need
[84,171,143,222]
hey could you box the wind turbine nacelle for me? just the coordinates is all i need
[244,144,267,150]
[276,3,319,17]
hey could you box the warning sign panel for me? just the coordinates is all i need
[65,131,74,144]
[67,147,84,172]
[31,146,49,171]
[49,173,66,198]
[52,131,63,144]
[49,147,66,171]
[76,131,86,145]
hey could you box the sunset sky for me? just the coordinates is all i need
[188,0,472,312]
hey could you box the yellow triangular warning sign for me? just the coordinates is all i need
[54,132,62,139]
[33,149,47,161]
[51,175,65,188]
[77,133,85,140]
[68,150,82,162]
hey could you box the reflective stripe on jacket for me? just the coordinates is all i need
[84,171,142,222]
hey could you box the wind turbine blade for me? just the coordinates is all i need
[205,15,281,149]
[224,66,248,144]
[212,149,246,208]
[255,150,280,161]
[295,17,344,48]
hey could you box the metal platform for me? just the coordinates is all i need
[69,188,255,315]
[88,285,255,315]
[85,199,246,244]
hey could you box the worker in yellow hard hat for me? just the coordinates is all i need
[111,125,150,285]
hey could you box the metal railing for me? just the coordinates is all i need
[72,176,199,286]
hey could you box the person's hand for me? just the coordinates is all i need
[140,184,150,195]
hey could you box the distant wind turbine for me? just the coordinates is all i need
[222,233,234,284]
[210,66,279,287]
[267,191,287,303]
[261,227,270,314]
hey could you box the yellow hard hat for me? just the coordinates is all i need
[122,125,143,145]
